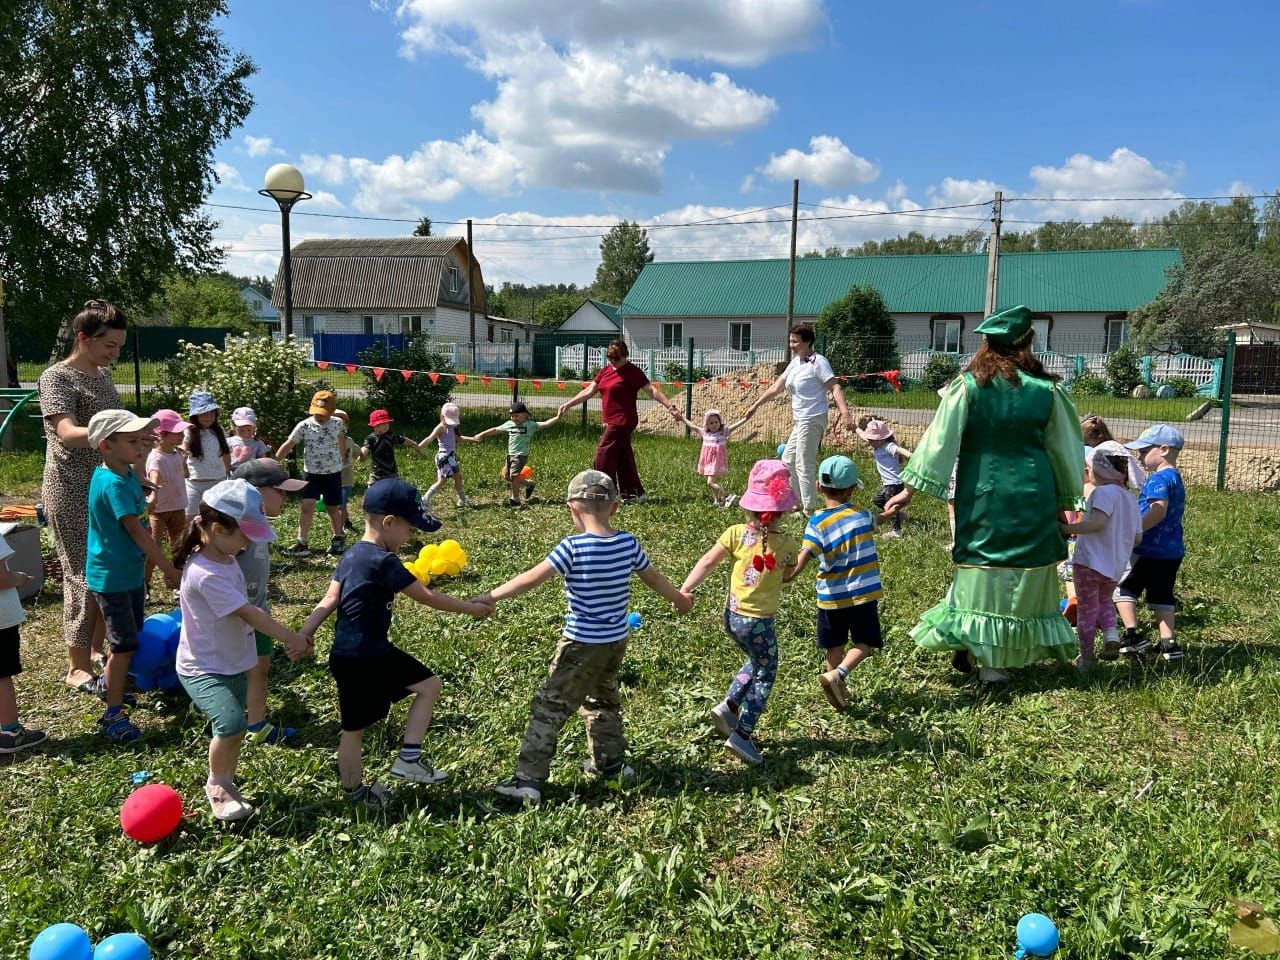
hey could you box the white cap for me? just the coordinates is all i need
[201,479,276,543]
[231,406,258,426]
[87,409,158,447]
[441,402,461,426]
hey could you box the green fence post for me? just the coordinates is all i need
[1141,354,1153,386]
[685,337,694,438]
[1216,332,1236,491]
[133,328,142,410]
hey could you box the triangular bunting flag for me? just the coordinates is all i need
[428,372,440,384]
[673,380,684,388]
[345,364,357,374]
[454,374,466,384]
[480,376,491,386]
[531,380,542,390]
[401,370,413,381]
[317,361,330,370]
[505,379,516,390]
[556,381,566,391]
[373,367,385,381]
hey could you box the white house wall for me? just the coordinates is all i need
[560,304,618,333]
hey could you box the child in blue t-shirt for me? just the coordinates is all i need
[786,455,887,712]
[1115,425,1186,661]
[300,479,492,808]
[85,410,182,743]
[474,469,691,804]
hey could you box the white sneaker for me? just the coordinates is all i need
[978,667,1010,684]
[389,756,449,785]
[710,700,737,737]
[883,529,903,539]
[456,495,478,508]
[723,493,737,509]
[583,759,636,779]
[494,778,542,803]
[206,783,254,822]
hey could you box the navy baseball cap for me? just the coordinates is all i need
[1125,424,1184,450]
[362,478,441,531]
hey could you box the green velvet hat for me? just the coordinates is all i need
[975,305,1033,345]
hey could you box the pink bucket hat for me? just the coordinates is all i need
[738,459,799,513]
[152,408,193,435]
[702,408,723,430]
[857,419,894,442]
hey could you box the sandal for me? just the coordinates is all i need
[93,674,137,708]
[99,710,142,744]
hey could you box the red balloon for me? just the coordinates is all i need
[120,784,183,843]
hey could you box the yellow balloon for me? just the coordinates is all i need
[418,544,438,563]
[442,559,461,577]
[440,539,461,554]
[456,548,469,567]
[429,557,451,577]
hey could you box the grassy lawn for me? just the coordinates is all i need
[2,423,1279,958]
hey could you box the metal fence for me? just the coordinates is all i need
[7,328,1278,493]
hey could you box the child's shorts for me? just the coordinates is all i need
[816,601,883,651]
[0,625,22,679]
[180,672,249,737]
[255,630,273,657]
[436,450,459,479]
[302,471,344,506]
[505,454,529,479]
[329,648,434,732]
[90,587,146,654]
[1115,556,1182,612]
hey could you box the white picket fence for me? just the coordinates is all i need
[554,344,787,380]
[901,349,1221,395]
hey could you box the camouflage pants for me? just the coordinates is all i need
[516,637,628,782]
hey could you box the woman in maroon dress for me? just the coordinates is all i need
[558,339,681,501]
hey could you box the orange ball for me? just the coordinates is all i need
[519,465,534,481]
[120,784,183,843]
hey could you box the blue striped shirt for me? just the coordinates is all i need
[547,531,651,643]
[802,505,883,609]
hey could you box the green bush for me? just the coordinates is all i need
[558,365,581,381]
[921,353,960,391]
[1070,371,1109,397]
[358,339,455,430]
[815,284,900,377]
[661,362,712,382]
[1105,345,1143,398]
[153,334,312,445]
[1160,376,1201,398]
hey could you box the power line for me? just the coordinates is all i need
[1007,193,1277,203]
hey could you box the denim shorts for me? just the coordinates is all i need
[180,672,249,737]
[91,587,146,654]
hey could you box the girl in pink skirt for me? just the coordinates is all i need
[676,408,749,507]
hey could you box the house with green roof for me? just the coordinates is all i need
[557,298,621,334]
[619,248,1181,365]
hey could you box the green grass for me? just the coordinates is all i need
[2,425,1279,959]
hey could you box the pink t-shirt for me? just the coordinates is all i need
[146,448,187,513]
[177,551,256,677]
[1072,483,1141,582]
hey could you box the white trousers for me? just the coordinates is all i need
[783,413,827,513]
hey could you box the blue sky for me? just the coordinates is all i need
[211,0,1279,288]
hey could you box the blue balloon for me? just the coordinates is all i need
[131,615,176,676]
[29,923,92,960]
[93,934,151,960]
[1016,913,1059,957]
[626,611,642,630]
[776,443,786,458]
[168,607,182,625]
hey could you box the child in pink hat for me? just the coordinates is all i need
[680,460,799,766]
[145,408,193,594]
[673,408,750,508]
[856,418,913,538]
[418,402,478,514]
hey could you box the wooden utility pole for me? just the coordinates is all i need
[0,278,10,450]
[786,179,799,327]
[466,219,476,369]
[983,190,1003,317]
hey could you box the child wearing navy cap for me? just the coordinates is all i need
[300,479,493,808]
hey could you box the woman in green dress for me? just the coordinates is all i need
[885,305,1083,683]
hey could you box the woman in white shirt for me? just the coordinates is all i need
[743,324,853,514]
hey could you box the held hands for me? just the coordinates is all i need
[557,403,570,418]
[282,630,314,662]
[467,593,497,618]
[883,488,912,515]
[160,563,181,591]
[674,590,695,614]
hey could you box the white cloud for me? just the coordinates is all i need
[740,174,757,193]
[213,162,249,193]
[1018,147,1184,221]
[307,190,345,210]
[299,153,351,186]
[244,135,283,158]
[383,1,806,192]
[760,135,878,189]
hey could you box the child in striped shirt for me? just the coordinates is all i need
[786,455,886,712]
[476,469,691,805]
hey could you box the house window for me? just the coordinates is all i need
[661,322,684,349]
[487,323,494,342]
[1106,314,1129,352]
[1031,314,1053,352]
[362,315,374,335]
[500,329,513,344]
[399,315,422,335]
[302,315,324,337]
[448,265,461,294]
[730,322,752,352]
[931,315,962,353]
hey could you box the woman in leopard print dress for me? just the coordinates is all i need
[38,300,127,692]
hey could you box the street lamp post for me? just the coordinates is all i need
[259,163,311,395]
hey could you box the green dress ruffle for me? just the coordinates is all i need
[903,371,1084,670]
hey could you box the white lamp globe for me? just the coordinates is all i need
[262,163,306,202]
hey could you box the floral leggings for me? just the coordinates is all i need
[1075,564,1118,658]
[723,609,778,736]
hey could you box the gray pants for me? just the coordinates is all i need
[516,637,628,782]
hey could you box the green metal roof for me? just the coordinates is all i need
[619,248,1181,318]
[584,298,621,328]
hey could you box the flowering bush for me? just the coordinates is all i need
[152,335,313,445]
[358,339,455,429]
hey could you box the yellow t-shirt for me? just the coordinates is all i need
[717,523,798,619]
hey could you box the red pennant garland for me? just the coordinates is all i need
[673,380,684,388]
[531,380,542,390]
[505,378,516,390]
[454,373,466,385]
[401,369,413,381]
[480,376,491,386]
[345,363,357,374]
[885,369,902,392]
[373,367,385,381]
[556,381,566,391]
[316,361,329,370]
